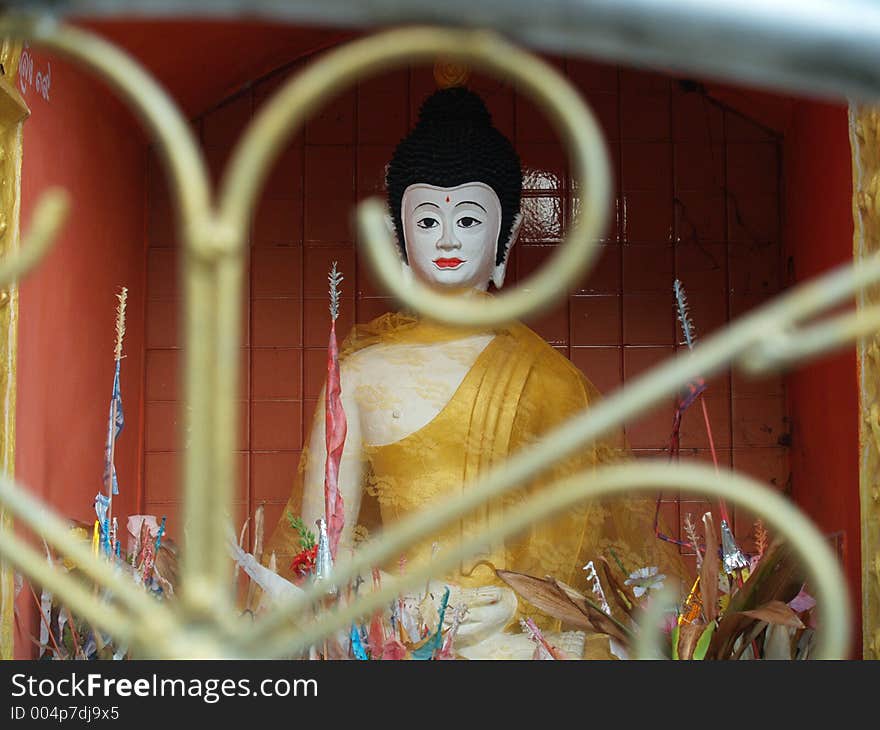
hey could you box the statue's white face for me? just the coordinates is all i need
[401,182,515,291]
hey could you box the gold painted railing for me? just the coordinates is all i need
[0,15,867,658]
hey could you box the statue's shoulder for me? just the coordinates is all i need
[508,322,586,378]
[508,320,600,401]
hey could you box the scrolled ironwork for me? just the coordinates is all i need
[0,190,68,288]
[0,14,869,659]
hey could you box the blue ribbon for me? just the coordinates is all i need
[102,360,125,496]
[411,586,450,660]
[93,494,112,556]
[350,624,369,660]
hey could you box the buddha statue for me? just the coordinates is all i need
[264,87,682,659]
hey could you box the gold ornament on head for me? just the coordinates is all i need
[433,59,471,88]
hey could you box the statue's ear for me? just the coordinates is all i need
[491,211,523,289]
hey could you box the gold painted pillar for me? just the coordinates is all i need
[852,104,880,659]
[0,40,28,660]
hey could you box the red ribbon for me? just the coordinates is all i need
[324,320,347,559]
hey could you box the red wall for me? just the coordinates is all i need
[782,100,861,653]
[8,21,859,655]
[9,21,857,657]
[14,47,148,656]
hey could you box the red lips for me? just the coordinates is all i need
[433,258,465,269]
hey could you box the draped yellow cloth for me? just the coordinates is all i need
[264,313,685,630]
[263,305,685,633]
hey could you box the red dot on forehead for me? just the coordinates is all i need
[445,195,450,203]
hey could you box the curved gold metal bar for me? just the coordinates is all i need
[0,476,176,634]
[246,254,878,647]
[0,16,212,253]
[178,259,225,616]
[0,18,863,660]
[0,18,224,611]
[191,256,242,611]
[0,16,238,614]
[220,26,611,327]
[0,190,68,287]
[739,304,880,374]
[255,461,849,659]
[632,583,681,660]
[0,527,139,651]
[171,255,259,627]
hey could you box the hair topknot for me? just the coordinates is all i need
[386,87,523,267]
[415,86,493,128]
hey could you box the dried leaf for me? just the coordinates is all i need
[154,540,179,592]
[741,600,805,629]
[795,628,816,660]
[599,557,639,621]
[700,512,719,623]
[729,620,764,660]
[550,578,634,646]
[763,623,795,659]
[711,614,752,660]
[676,623,704,660]
[496,570,634,646]
[728,541,804,614]
[496,570,593,630]
[708,541,804,659]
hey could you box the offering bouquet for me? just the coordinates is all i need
[18,288,178,660]
[23,516,178,660]
[495,280,820,660]
[21,276,822,660]
[21,272,461,660]
[496,516,817,660]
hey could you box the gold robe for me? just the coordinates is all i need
[264,307,685,632]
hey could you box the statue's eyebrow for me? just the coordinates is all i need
[414,202,440,210]
[455,200,487,212]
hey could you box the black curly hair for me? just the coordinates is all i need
[386,87,523,266]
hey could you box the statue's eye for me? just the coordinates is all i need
[416,217,439,230]
[457,216,482,228]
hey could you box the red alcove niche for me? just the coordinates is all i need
[12,19,860,656]
[145,57,794,571]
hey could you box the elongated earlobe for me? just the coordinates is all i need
[492,211,523,289]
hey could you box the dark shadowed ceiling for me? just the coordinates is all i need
[71,17,791,135]
[74,18,356,118]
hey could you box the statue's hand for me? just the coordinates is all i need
[442,583,518,647]
[391,573,519,648]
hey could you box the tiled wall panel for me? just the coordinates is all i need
[144,57,787,564]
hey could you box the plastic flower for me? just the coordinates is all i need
[625,566,666,598]
[289,544,318,585]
